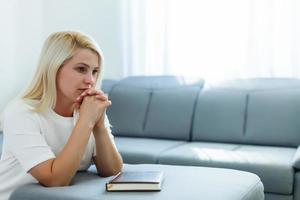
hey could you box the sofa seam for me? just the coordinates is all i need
[142,89,153,132]
[241,180,264,200]
[243,93,249,137]
[188,86,203,142]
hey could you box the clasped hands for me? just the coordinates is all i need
[75,88,111,130]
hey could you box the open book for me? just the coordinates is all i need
[106,171,163,191]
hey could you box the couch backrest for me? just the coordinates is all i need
[106,76,204,140]
[101,79,118,94]
[105,76,300,147]
[192,78,300,147]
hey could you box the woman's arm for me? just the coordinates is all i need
[29,117,94,187]
[92,123,123,177]
[29,96,109,187]
[75,88,123,176]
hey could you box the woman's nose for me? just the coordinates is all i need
[84,73,95,85]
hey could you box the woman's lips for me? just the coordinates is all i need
[78,88,88,92]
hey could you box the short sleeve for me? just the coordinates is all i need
[92,114,115,157]
[3,103,55,172]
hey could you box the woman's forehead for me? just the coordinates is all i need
[65,49,100,67]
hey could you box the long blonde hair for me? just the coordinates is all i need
[22,30,103,112]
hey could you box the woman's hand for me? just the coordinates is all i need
[76,89,108,104]
[76,88,111,128]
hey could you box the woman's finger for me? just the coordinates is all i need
[76,89,104,102]
[81,89,101,97]
[95,94,108,101]
[77,92,108,104]
[87,89,103,95]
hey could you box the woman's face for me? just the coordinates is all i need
[56,48,100,105]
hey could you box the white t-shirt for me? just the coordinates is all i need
[0,100,113,200]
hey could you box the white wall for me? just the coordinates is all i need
[42,0,125,79]
[0,1,18,112]
[0,0,124,113]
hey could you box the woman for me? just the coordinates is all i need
[0,31,123,200]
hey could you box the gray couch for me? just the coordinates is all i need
[1,76,300,200]
[102,76,300,200]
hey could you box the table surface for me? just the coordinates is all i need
[9,164,264,200]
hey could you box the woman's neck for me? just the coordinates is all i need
[54,101,74,117]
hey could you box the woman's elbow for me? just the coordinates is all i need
[39,177,71,187]
[99,163,123,177]
[112,163,123,175]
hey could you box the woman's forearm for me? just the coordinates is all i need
[52,118,94,184]
[30,117,94,187]
[92,125,123,177]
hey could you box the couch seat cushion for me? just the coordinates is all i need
[115,137,186,164]
[158,142,295,194]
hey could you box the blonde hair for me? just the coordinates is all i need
[22,30,103,112]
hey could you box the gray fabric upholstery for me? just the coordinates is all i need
[9,164,264,200]
[114,75,187,89]
[158,142,295,194]
[192,88,247,143]
[107,76,185,138]
[114,137,186,164]
[107,76,204,138]
[104,77,300,199]
[101,79,117,94]
[192,81,300,147]
[245,89,300,147]
[213,78,300,90]
[293,172,300,200]
[293,146,300,169]
[107,86,150,137]
[264,194,293,200]
[144,86,199,140]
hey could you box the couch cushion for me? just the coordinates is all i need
[264,193,292,200]
[158,142,295,194]
[101,79,118,94]
[215,78,300,90]
[114,136,186,164]
[245,89,300,147]
[293,171,300,200]
[192,88,247,143]
[192,78,300,147]
[292,146,300,169]
[107,76,204,138]
[113,76,187,89]
[108,86,150,137]
[144,86,200,140]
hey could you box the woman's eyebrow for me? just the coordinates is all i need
[77,63,100,69]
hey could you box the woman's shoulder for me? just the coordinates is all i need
[1,99,39,130]
[3,99,36,117]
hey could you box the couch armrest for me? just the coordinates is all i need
[293,146,300,169]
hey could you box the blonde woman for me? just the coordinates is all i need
[0,31,123,200]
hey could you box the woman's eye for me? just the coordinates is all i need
[76,67,87,73]
[92,70,99,75]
